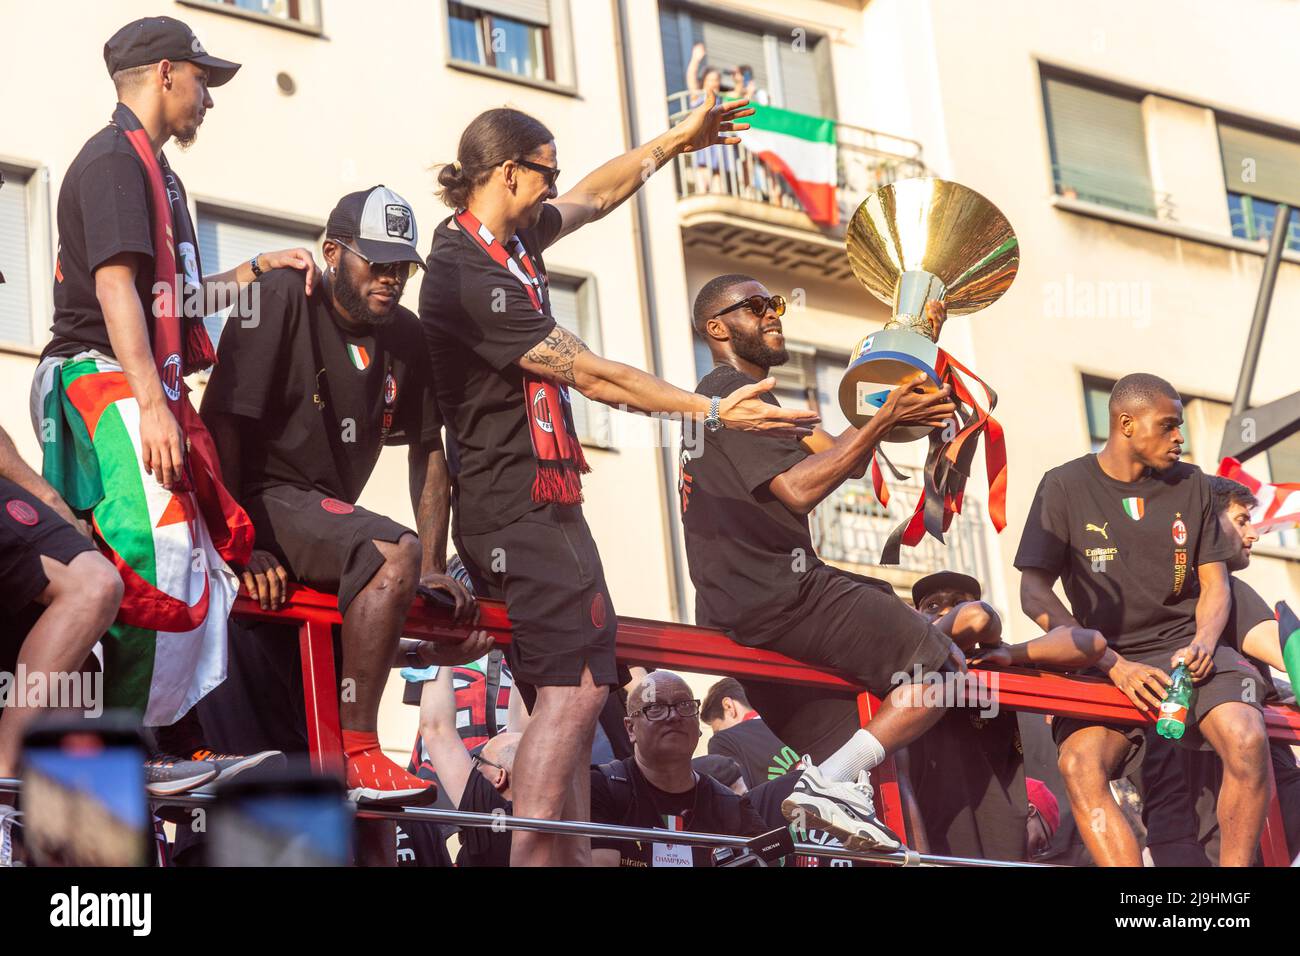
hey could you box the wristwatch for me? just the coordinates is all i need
[704,395,724,433]
[249,253,265,278]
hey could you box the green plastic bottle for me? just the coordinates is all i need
[1156,658,1196,740]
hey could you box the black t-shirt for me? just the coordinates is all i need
[44,119,167,360]
[200,268,441,503]
[707,717,799,788]
[420,204,564,535]
[1014,455,1236,657]
[1226,576,1281,701]
[589,757,766,867]
[681,364,820,644]
[456,773,513,867]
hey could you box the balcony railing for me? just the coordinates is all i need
[667,93,927,233]
[810,470,992,584]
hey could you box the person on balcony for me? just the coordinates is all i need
[421,105,816,867]
[680,272,967,853]
[1016,373,1272,866]
[684,43,738,194]
[201,186,476,806]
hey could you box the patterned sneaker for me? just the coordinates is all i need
[144,755,218,797]
[346,749,438,806]
[781,760,902,852]
[188,749,286,794]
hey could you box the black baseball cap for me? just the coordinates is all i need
[911,570,982,609]
[326,186,424,271]
[104,16,241,87]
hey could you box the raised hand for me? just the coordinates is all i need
[677,90,756,153]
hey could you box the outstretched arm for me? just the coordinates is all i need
[969,626,1107,671]
[518,326,818,439]
[551,91,754,239]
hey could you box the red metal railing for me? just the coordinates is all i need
[233,585,1300,866]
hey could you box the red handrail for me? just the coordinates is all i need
[232,584,1300,865]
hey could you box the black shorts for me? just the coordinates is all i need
[752,565,954,698]
[0,477,97,616]
[455,504,619,690]
[243,484,413,615]
[1052,644,1265,779]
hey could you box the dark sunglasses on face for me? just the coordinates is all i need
[472,752,506,775]
[334,240,417,280]
[714,294,786,319]
[516,159,561,188]
[630,699,702,722]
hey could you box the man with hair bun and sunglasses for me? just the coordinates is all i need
[681,273,964,853]
[422,99,818,867]
[202,186,476,807]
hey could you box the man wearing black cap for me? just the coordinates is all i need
[29,16,316,792]
[203,186,476,804]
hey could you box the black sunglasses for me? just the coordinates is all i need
[516,159,561,188]
[714,294,786,320]
[472,752,506,774]
[333,239,418,280]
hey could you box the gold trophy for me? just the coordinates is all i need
[839,178,1018,442]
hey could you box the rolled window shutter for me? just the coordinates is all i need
[777,35,825,116]
[1220,124,1300,207]
[0,169,31,345]
[700,19,768,95]
[197,211,320,346]
[472,0,549,26]
[1045,77,1154,216]
[547,278,591,442]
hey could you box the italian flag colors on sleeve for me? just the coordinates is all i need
[1275,601,1300,693]
[740,104,839,226]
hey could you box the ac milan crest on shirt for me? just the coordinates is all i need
[321,497,354,515]
[384,372,398,405]
[347,343,371,371]
[1121,496,1145,520]
[5,499,39,526]
[1172,516,1188,546]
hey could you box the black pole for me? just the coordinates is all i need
[1231,202,1291,417]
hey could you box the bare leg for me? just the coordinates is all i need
[0,552,121,778]
[862,680,951,754]
[558,712,599,866]
[1199,702,1271,867]
[1058,726,1141,866]
[509,667,607,867]
[338,535,420,732]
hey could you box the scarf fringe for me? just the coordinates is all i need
[532,462,586,505]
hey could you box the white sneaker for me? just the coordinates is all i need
[781,760,903,852]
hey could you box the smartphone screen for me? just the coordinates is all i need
[22,723,149,867]
[210,772,352,866]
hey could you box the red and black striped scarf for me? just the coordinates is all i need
[455,208,590,504]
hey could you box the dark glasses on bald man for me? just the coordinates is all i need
[714,294,786,319]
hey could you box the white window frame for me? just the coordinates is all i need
[0,158,54,352]
[548,270,611,449]
[443,0,578,96]
[177,0,324,36]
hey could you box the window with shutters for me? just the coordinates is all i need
[179,0,322,32]
[447,0,573,88]
[660,4,835,118]
[195,205,322,349]
[1221,123,1300,252]
[1043,74,1155,217]
[0,165,39,347]
[549,273,611,447]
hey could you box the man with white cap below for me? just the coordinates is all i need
[203,186,476,805]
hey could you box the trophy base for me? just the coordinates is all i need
[839,329,940,443]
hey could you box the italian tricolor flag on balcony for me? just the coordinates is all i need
[741,104,839,227]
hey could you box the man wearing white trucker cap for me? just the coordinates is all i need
[202,187,476,805]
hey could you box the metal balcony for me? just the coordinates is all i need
[809,470,993,591]
[667,92,927,282]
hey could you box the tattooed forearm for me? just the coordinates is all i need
[523,327,590,385]
[651,145,668,169]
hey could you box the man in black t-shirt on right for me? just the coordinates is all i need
[1015,373,1270,866]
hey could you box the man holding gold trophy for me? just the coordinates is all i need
[679,179,1018,852]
